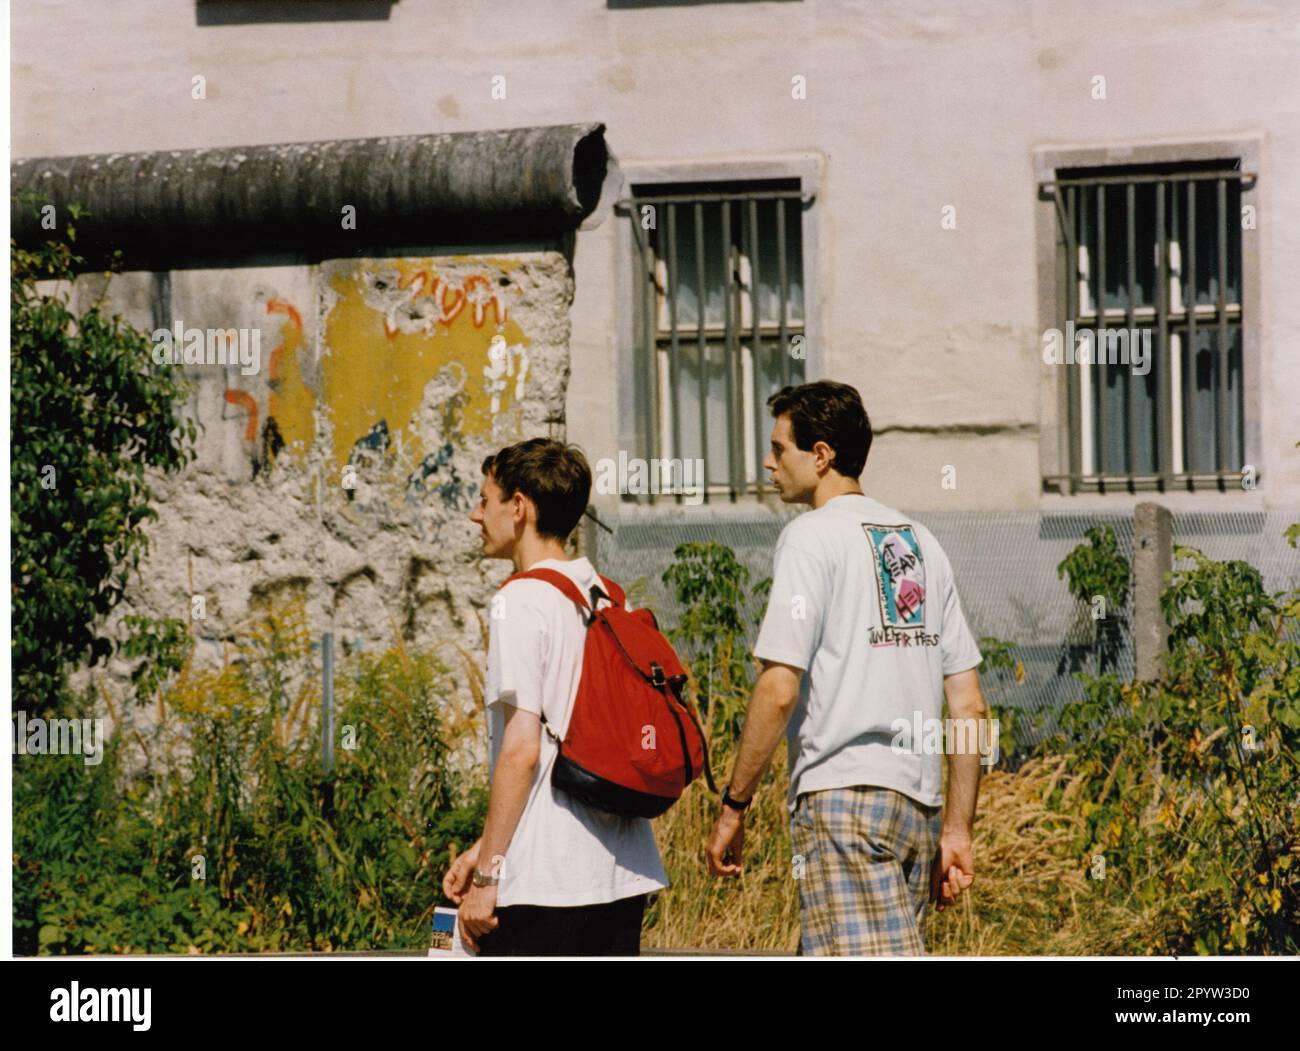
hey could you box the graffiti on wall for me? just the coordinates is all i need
[220,259,532,505]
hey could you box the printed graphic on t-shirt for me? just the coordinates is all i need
[862,524,939,647]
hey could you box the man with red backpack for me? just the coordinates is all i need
[443,438,672,956]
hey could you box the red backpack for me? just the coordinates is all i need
[497,567,716,819]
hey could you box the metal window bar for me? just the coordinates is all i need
[1186,182,1197,466]
[624,187,806,503]
[1096,184,1107,476]
[1125,181,1138,480]
[748,198,764,485]
[641,208,661,504]
[667,202,682,469]
[777,196,790,388]
[695,201,708,499]
[1156,181,1170,489]
[722,200,739,495]
[1051,186,1081,491]
[1216,177,1230,473]
[1041,168,1253,493]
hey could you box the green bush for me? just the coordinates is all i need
[974,635,1037,766]
[661,541,771,740]
[10,200,195,705]
[1056,523,1130,674]
[14,600,487,954]
[1045,535,1300,954]
[11,209,484,955]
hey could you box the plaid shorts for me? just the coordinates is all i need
[790,785,943,956]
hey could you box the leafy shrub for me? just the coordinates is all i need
[10,212,484,954]
[11,200,195,705]
[1044,536,1299,954]
[14,599,487,954]
[975,634,1034,766]
[647,542,793,951]
[1056,523,1130,675]
[661,541,770,740]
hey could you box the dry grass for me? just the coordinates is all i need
[921,755,1150,955]
[643,746,800,953]
[643,750,1157,955]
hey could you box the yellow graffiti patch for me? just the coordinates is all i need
[266,300,315,455]
[301,260,529,469]
[322,261,529,466]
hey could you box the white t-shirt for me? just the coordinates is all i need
[752,494,983,810]
[484,556,669,907]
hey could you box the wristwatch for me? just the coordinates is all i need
[471,867,500,887]
[722,785,752,813]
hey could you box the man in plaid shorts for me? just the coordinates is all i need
[706,381,990,956]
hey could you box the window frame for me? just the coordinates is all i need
[1033,139,1263,495]
[614,155,824,504]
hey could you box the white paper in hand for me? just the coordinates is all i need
[429,906,477,958]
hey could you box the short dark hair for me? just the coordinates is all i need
[766,381,873,479]
[480,438,592,542]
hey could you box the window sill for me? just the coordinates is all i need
[1042,472,1254,495]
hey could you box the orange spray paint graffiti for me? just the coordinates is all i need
[218,260,530,482]
[223,389,259,442]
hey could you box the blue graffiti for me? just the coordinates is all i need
[406,441,469,510]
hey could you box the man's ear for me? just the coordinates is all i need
[511,491,533,530]
[813,440,836,474]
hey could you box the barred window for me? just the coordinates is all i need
[626,180,807,501]
[1043,160,1253,491]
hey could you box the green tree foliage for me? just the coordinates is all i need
[662,541,771,739]
[1057,523,1130,674]
[11,200,196,706]
[10,211,485,954]
[975,635,1036,763]
[1048,533,1300,954]
[14,599,487,954]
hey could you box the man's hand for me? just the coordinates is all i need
[704,661,800,879]
[458,882,499,953]
[451,702,537,952]
[929,832,975,911]
[442,838,482,906]
[705,807,746,877]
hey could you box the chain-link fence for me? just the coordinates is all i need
[596,505,1300,753]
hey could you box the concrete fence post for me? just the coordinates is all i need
[1133,502,1173,680]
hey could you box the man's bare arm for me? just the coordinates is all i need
[929,666,988,910]
[941,666,988,837]
[705,660,801,877]
[478,705,541,873]
[724,661,803,801]
[457,704,540,950]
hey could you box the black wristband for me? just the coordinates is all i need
[722,785,752,812]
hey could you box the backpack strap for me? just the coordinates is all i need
[498,568,625,626]
[502,567,589,608]
[495,567,626,745]
[597,575,626,609]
